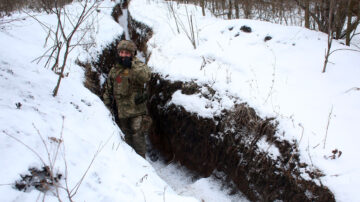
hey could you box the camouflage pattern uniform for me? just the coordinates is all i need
[103,40,151,158]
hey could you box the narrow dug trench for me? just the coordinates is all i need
[84,3,335,202]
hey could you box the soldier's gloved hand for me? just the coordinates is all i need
[134,92,148,105]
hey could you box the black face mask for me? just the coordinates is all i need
[118,56,132,68]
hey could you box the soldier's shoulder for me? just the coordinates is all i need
[132,57,149,70]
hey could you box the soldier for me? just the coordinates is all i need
[103,40,151,158]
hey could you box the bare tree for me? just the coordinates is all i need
[173,0,359,45]
[28,0,101,97]
[51,0,100,96]
[200,0,205,16]
[304,0,310,28]
[322,0,335,73]
[234,0,239,19]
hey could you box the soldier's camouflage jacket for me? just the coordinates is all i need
[103,57,151,119]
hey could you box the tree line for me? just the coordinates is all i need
[171,0,360,46]
[0,0,73,17]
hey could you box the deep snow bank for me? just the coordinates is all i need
[127,4,334,202]
[128,0,360,201]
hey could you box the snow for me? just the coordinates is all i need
[1,0,360,201]
[149,160,249,202]
[129,0,360,201]
[0,1,198,201]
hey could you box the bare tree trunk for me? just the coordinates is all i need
[304,0,310,28]
[333,1,348,40]
[323,0,335,73]
[220,0,225,19]
[243,0,251,19]
[200,0,205,16]
[234,0,239,19]
[53,42,71,96]
[346,0,353,45]
[228,0,232,19]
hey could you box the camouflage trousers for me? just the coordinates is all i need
[118,115,152,158]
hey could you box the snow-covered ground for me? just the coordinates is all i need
[149,157,249,202]
[0,1,198,201]
[128,0,360,201]
[1,0,360,201]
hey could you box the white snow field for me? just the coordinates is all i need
[0,0,359,201]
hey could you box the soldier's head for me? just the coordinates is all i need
[117,40,137,57]
[117,40,137,68]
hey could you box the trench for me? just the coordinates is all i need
[84,2,336,202]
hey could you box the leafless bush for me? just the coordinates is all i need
[25,0,101,96]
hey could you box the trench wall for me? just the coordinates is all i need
[95,9,336,202]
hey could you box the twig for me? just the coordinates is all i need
[32,118,65,201]
[51,116,65,170]
[70,145,101,197]
[298,123,304,146]
[61,133,73,202]
[323,106,334,149]
[141,189,147,202]
[344,87,360,93]
[329,48,360,56]
[136,174,148,186]
[70,132,113,198]
[167,1,180,34]
[307,138,314,167]
[322,0,335,73]
[2,130,46,166]
[22,10,54,35]
[263,45,277,104]
[163,186,167,202]
[32,123,52,168]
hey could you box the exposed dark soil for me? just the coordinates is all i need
[146,74,334,202]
